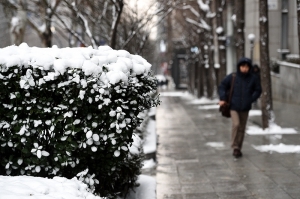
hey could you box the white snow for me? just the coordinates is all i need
[246,123,297,135]
[0,43,151,83]
[197,0,209,12]
[0,176,102,199]
[126,175,156,199]
[187,96,219,105]
[247,33,255,41]
[253,143,300,153]
[143,120,157,154]
[205,142,225,148]
[198,104,219,109]
[248,110,262,116]
[142,159,156,169]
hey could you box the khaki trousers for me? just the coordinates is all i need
[230,110,249,150]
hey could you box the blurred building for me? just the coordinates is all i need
[244,0,298,64]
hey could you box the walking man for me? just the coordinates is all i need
[218,57,262,158]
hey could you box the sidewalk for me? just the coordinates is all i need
[156,91,300,199]
[249,100,300,131]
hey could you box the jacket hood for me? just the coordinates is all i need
[236,57,252,74]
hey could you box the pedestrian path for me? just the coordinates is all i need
[156,91,300,199]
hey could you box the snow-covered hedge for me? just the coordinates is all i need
[0,43,159,198]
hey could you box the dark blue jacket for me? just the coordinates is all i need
[218,57,262,111]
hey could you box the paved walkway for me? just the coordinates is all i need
[156,91,300,199]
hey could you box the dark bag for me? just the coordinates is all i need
[219,103,231,117]
[219,73,236,118]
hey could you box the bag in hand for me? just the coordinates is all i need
[219,73,236,118]
[219,103,230,118]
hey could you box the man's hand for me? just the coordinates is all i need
[219,101,226,106]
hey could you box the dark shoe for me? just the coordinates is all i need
[233,149,243,158]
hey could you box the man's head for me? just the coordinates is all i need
[239,62,251,73]
[237,57,252,74]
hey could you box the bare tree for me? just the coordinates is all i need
[259,0,273,129]
[1,0,169,57]
[10,8,27,45]
[235,0,245,59]
[215,0,227,86]
[205,0,216,99]
[180,0,216,98]
[1,0,62,47]
[109,0,124,48]
[297,0,300,56]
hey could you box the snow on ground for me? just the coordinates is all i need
[186,97,219,105]
[198,104,219,110]
[205,142,225,149]
[0,174,156,199]
[143,119,156,154]
[125,175,156,199]
[253,143,300,153]
[248,110,262,116]
[142,159,156,169]
[246,123,297,135]
[0,176,102,199]
[159,91,189,97]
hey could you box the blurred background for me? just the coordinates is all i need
[0,0,299,107]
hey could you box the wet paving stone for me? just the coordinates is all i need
[184,192,219,199]
[211,181,248,193]
[178,172,210,184]
[216,190,255,199]
[246,187,293,199]
[279,183,300,199]
[157,193,183,199]
[156,173,180,185]
[181,183,214,194]
[204,169,240,183]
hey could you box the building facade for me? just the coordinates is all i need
[243,0,300,104]
[244,0,298,64]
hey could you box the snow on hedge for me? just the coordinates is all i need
[0,43,151,85]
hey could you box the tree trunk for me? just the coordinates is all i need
[259,0,273,129]
[197,32,205,98]
[215,0,227,86]
[297,0,300,56]
[109,0,124,49]
[207,46,215,99]
[196,58,204,98]
[192,58,199,94]
[235,0,245,59]
[10,9,27,45]
[206,2,215,99]
[194,59,198,96]
[41,32,52,47]
[189,58,197,95]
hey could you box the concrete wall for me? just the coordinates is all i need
[245,0,260,64]
[288,1,299,54]
[271,61,300,104]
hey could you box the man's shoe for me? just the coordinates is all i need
[233,149,242,158]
